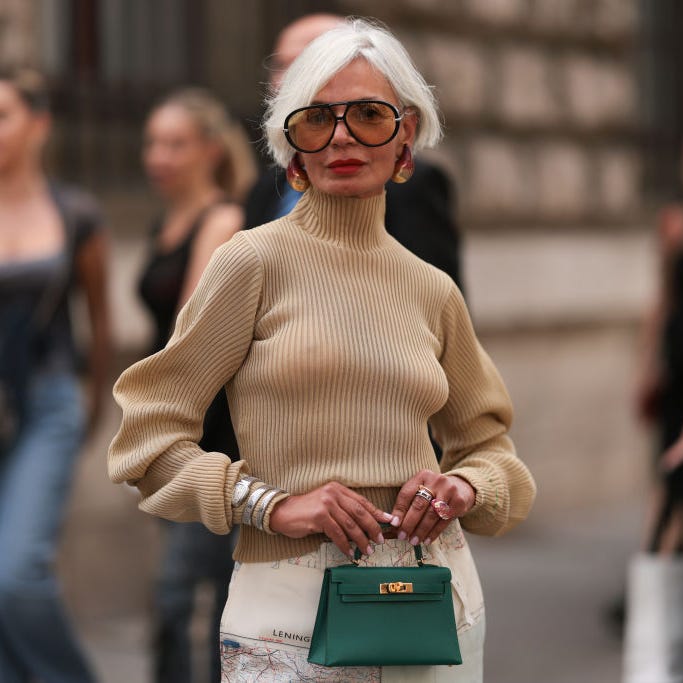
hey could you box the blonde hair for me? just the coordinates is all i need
[154,88,257,202]
[264,17,442,168]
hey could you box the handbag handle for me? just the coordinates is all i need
[352,543,424,567]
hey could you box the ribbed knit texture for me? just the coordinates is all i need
[108,188,536,562]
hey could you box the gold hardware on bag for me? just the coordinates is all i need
[379,581,413,594]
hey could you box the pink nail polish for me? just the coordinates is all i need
[397,531,407,541]
[424,538,432,546]
[391,516,400,527]
[410,536,419,546]
[376,533,385,544]
[366,545,374,555]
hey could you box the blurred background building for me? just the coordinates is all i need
[1,0,680,680]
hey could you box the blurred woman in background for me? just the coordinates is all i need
[0,67,109,682]
[635,179,683,553]
[138,88,256,683]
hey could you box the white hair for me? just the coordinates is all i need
[263,18,442,168]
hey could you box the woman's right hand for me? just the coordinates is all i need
[268,482,393,559]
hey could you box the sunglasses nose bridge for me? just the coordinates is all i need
[327,108,355,144]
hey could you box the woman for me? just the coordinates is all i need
[634,172,683,553]
[0,67,109,682]
[139,88,256,683]
[109,19,536,682]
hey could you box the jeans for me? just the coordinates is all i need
[155,521,237,683]
[0,370,95,683]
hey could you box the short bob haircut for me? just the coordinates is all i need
[263,18,442,168]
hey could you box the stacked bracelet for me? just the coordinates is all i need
[231,475,285,532]
[252,488,283,531]
[240,483,284,529]
[242,485,270,525]
[231,476,257,507]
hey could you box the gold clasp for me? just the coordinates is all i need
[379,581,413,594]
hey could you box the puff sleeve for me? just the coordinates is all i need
[108,232,264,533]
[429,285,536,536]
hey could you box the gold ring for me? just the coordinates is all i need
[414,488,433,503]
[417,485,435,498]
[430,499,454,520]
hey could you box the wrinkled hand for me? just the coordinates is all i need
[269,482,393,558]
[390,470,476,547]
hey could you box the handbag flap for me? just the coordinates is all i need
[329,563,451,603]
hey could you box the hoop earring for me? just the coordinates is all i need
[286,156,310,192]
[391,145,414,184]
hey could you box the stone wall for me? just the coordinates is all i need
[341,0,642,229]
[0,0,38,65]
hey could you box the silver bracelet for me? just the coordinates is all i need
[231,476,257,507]
[252,488,283,531]
[242,485,269,525]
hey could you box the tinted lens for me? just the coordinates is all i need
[284,101,401,153]
[345,102,398,146]
[286,106,336,153]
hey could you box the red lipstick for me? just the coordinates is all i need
[328,159,364,175]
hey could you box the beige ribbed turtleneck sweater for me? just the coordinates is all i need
[108,188,536,562]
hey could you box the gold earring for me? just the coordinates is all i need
[286,156,310,192]
[391,145,414,184]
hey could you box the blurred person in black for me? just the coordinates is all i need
[634,197,683,554]
[137,88,256,683]
[0,67,110,683]
[614,177,683,676]
[246,13,464,291]
[606,169,683,638]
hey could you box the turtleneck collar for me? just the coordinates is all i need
[288,187,389,250]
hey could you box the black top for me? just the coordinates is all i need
[0,183,103,373]
[138,204,240,458]
[664,255,683,375]
[661,252,683,452]
[139,206,212,353]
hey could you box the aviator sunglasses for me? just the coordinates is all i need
[284,100,405,154]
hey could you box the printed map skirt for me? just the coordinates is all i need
[219,523,485,682]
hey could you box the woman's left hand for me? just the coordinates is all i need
[390,470,476,546]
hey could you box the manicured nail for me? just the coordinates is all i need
[348,550,356,558]
[424,538,432,546]
[410,536,420,546]
[366,545,374,555]
[397,530,407,541]
[390,516,400,527]
[376,533,385,544]
[382,512,394,521]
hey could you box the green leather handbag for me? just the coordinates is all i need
[307,544,462,667]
